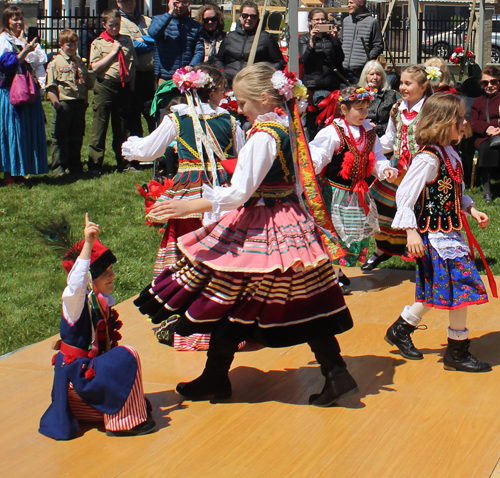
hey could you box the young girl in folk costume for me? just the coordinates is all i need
[122,64,245,351]
[309,86,397,286]
[134,63,358,407]
[363,65,434,271]
[39,214,156,440]
[386,95,494,372]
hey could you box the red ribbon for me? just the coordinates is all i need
[353,180,370,215]
[100,31,128,87]
[461,212,498,298]
[316,90,341,125]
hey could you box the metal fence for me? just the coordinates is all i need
[36,10,477,66]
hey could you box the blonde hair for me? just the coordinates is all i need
[424,57,454,88]
[415,94,468,146]
[232,62,283,108]
[359,60,390,91]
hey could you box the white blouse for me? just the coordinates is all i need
[0,32,47,88]
[379,96,425,155]
[122,103,246,162]
[203,112,289,214]
[308,118,396,180]
[62,258,115,326]
[392,145,474,260]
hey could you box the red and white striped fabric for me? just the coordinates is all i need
[68,346,148,431]
[172,333,246,352]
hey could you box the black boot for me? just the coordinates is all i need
[176,335,238,400]
[443,338,492,372]
[308,337,359,407]
[385,316,423,360]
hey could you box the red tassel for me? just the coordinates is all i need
[64,353,76,364]
[85,368,96,381]
[51,353,57,366]
[316,90,341,125]
[88,349,97,359]
[339,151,356,180]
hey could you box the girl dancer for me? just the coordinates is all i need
[122,64,245,351]
[385,94,493,372]
[363,65,434,271]
[309,86,396,281]
[134,63,358,407]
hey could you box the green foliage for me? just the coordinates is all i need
[0,95,159,356]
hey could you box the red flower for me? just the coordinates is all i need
[85,368,96,381]
[467,50,474,58]
[455,46,464,54]
[274,107,286,116]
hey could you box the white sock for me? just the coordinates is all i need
[447,327,469,340]
[401,305,422,326]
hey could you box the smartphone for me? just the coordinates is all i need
[316,24,333,33]
[27,26,38,43]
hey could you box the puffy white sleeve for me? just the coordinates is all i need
[62,258,91,326]
[308,125,342,174]
[372,135,397,180]
[26,44,47,89]
[202,131,277,213]
[392,152,439,230]
[233,123,246,155]
[379,116,396,154]
[461,188,475,215]
[122,115,177,161]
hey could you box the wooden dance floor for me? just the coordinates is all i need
[2,268,500,478]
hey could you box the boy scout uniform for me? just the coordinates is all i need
[46,50,94,175]
[88,34,137,171]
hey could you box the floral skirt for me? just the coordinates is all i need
[415,234,488,310]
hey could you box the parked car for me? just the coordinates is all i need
[490,14,500,63]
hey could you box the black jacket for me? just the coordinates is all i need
[215,24,286,86]
[367,89,398,136]
[299,33,345,90]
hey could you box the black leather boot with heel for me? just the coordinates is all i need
[176,335,239,400]
[385,316,424,360]
[443,338,492,372]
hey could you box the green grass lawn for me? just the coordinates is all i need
[1,95,500,356]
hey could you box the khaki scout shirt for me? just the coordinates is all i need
[46,50,94,101]
[90,35,137,82]
[119,15,154,72]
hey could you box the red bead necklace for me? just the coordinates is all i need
[344,120,368,150]
[439,146,462,183]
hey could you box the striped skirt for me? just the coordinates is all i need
[370,173,407,256]
[0,88,48,176]
[135,201,353,347]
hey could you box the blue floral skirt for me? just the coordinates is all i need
[415,233,488,310]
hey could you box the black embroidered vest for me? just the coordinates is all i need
[324,123,376,189]
[414,146,463,233]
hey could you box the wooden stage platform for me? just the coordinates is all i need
[2,268,500,478]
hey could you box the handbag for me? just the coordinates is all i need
[9,63,38,107]
[485,97,500,149]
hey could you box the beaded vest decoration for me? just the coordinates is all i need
[244,121,295,207]
[415,146,463,233]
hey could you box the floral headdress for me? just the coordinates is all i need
[172,67,215,94]
[271,70,309,113]
[425,66,442,86]
[338,87,377,103]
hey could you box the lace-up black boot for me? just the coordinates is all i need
[385,316,423,360]
[308,337,359,407]
[176,335,238,400]
[443,338,492,372]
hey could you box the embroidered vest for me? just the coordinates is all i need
[244,120,295,207]
[170,112,236,172]
[324,123,376,190]
[391,109,421,169]
[414,146,463,233]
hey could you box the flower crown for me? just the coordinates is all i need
[271,70,309,113]
[338,87,377,103]
[172,67,215,94]
[425,66,442,85]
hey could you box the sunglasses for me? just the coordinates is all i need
[480,79,499,88]
[241,13,258,20]
[203,16,218,23]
